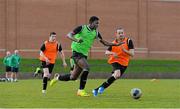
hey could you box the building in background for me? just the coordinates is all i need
[0,0,180,59]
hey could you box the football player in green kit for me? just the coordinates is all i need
[50,16,123,97]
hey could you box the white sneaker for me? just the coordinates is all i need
[10,78,14,82]
[54,73,60,80]
[14,79,18,82]
[42,90,46,94]
[6,78,10,82]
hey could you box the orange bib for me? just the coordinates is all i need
[40,41,58,64]
[108,37,130,66]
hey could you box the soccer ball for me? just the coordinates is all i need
[130,88,142,99]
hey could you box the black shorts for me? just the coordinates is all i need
[6,66,11,72]
[12,67,19,73]
[72,51,87,64]
[111,62,127,75]
[41,61,54,74]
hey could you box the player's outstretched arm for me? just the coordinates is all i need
[99,39,124,46]
[97,32,124,46]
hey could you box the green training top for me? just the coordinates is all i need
[10,54,21,68]
[3,55,12,67]
[71,25,97,56]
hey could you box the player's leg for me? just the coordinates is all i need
[76,57,90,96]
[7,71,11,81]
[14,68,18,82]
[50,64,82,87]
[5,71,8,80]
[61,64,82,80]
[42,61,52,93]
[10,67,16,82]
[5,66,11,81]
[42,68,49,93]
[93,63,127,96]
[77,57,89,90]
[14,72,17,82]
[34,66,42,77]
[92,70,120,96]
[98,70,120,93]
[50,54,82,85]
[48,64,54,80]
[10,72,14,82]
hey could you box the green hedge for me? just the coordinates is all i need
[0,58,180,74]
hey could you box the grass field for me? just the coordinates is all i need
[0,79,180,108]
[1,59,180,74]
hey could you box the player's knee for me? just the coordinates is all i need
[82,67,90,72]
[48,74,51,78]
[71,77,77,80]
[43,73,49,77]
[116,75,121,79]
[70,75,77,80]
[113,70,121,79]
[113,75,120,79]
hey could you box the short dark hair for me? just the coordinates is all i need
[89,16,99,24]
[116,27,123,30]
[50,32,56,36]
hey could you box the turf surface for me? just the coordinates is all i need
[0,79,179,108]
[1,59,180,74]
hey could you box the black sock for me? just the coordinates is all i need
[79,71,89,90]
[43,77,48,90]
[58,74,71,81]
[95,76,116,90]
